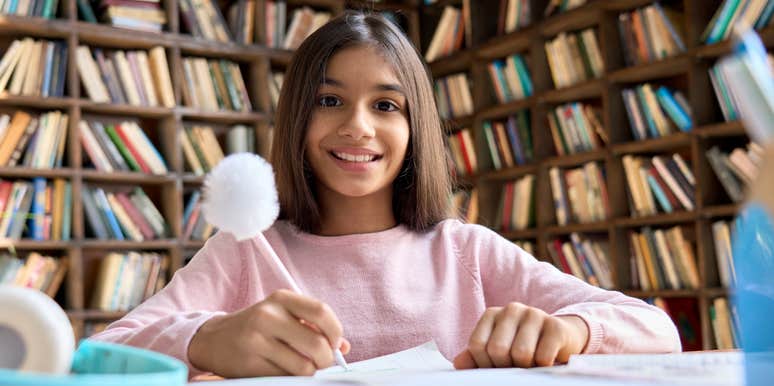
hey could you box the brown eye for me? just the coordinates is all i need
[318,95,342,107]
[375,101,399,112]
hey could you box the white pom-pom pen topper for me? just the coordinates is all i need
[201,152,349,371]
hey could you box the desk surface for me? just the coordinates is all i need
[190,351,744,386]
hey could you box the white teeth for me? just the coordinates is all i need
[334,152,377,162]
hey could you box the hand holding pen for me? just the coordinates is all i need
[188,288,351,377]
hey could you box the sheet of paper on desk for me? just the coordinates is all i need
[550,350,744,386]
[314,340,454,383]
[199,340,453,386]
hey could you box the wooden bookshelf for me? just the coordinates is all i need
[421,0,756,350]
[0,0,422,340]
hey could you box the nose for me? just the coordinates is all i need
[337,104,375,140]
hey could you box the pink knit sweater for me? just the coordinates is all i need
[90,219,681,376]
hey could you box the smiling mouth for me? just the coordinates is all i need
[330,151,383,163]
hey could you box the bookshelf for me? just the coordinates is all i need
[0,0,422,340]
[421,0,767,350]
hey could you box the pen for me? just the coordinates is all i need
[255,235,350,371]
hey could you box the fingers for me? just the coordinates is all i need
[260,336,319,376]
[534,318,565,367]
[243,356,291,377]
[467,307,498,368]
[254,299,336,369]
[510,309,543,367]
[487,304,522,367]
[276,317,336,369]
[270,290,344,348]
[452,350,477,370]
[464,303,575,370]
[339,337,352,355]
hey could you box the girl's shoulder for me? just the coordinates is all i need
[435,218,505,240]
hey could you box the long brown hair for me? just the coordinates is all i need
[272,11,452,233]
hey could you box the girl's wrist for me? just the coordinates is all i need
[556,315,590,354]
[188,315,224,372]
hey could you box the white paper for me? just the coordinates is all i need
[314,340,454,383]
[548,351,744,386]
[199,341,453,386]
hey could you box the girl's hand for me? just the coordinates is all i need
[453,302,589,369]
[188,289,350,378]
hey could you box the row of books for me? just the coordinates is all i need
[487,54,533,104]
[181,125,226,175]
[77,45,175,108]
[179,0,230,42]
[80,120,168,175]
[451,188,478,224]
[705,142,763,203]
[547,233,614,289]
[227,0,256,44]
[435,73,474,120]
[81,185,168,241]
[183,190,215,241]
[83,0,166,33]
[482,110,533,170]
[268,72,284,112]
[547,102,605,156]
[90,251,169,311]
[425,0,579,29]
[622,153,696,217]
[709,52,774,123]
[617,3,686,66]
[622,84,693,140]
[1,0,58,18]
[425,6,465,62]
[710,62,740,122]
[712,219,737,288]
[549,162,610,226]
[702,0,774,44]
[263,0,287,46]
[446,128,477,177]
[497,0,530,35]
[0,253,67,297]
[544,28,604,89]
[628,226,699,291]
[28,178,72,241]
[709,297,739,349]
[274,5,331,50]
[0,110,68,168]
[180,57,252,112]
[0,178,71,240]
[0,38,67,98]
[493,174,535,232]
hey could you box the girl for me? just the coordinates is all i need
[91,12,681,378]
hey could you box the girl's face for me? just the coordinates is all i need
[305,45,410,201]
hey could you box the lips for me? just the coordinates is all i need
[331,151,382,162]
[328,147,383,163]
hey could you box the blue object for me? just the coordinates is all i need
[731,203,774,386]
[0,340,187,386]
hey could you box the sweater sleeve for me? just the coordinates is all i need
[88,231,245,377]
[453,222,681,354]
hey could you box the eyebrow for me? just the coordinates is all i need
[322,77,405,95]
